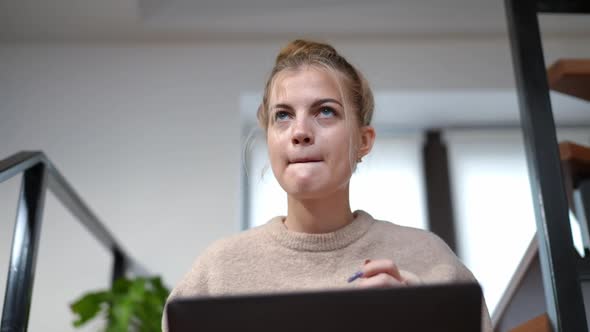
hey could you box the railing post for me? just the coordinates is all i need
[1,163,47,332]
[422,130,458,254]
[111,249,127,286]
[574,181,590,252]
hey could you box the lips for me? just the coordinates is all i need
[289,157,323,164]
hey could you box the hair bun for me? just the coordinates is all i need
[276,39,338,65]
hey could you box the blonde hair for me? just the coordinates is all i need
[257,39,374,131]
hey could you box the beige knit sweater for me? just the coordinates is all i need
[164,210,492,331]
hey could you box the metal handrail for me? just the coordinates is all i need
[0,151,148,332]
[504,0,590,331]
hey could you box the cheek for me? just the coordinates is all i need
[326,138,355,175]
[328,128,357,160]
[266,137,286,175]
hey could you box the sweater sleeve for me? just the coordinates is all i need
[421,234,493,332]
[447,259,493,332]
[456,263,493,332]
[162,252,211,332]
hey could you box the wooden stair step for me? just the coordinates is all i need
[560,141,590,188]
[547,59,590,102]
[509,313,552,332]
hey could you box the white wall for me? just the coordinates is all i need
[0,43,258,331]
[1,37,590,330]
[446,128,590,314]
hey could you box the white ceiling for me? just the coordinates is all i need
[2,1,588,129]
[1,0,589,41]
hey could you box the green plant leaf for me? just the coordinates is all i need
[71,275,171,331]
[151,277,170,301]
[128,278,147,303]
[108,295,134,331]
[112,278,132,294]
[70,291,110,327]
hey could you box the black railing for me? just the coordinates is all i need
[0,151,148,332]
[504,0,590,331]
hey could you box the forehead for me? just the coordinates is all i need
[269,66,346,105]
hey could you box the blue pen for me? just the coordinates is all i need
[347,270,363,283]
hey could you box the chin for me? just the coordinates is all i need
[289,185,322,198]
[288,190,328,200]
[281,181,336,200]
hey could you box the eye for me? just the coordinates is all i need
[318,107,336,118]
[274,110,291,122]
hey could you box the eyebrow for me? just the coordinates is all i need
[272,98,343,110]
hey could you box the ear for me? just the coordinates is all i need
[357,126,376,158]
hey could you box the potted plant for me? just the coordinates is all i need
[70,276,170,332]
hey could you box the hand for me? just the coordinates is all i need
[356,259,408,288]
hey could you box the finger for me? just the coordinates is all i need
[361,259,403,281]
[357,273,405,288]
[399,270,422,285]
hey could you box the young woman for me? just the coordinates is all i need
[164,39,492,331]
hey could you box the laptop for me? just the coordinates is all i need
[166,282,482,332]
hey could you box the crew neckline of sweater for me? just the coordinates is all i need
[265,210,375,252]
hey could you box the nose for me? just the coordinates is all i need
[291,118,314,146]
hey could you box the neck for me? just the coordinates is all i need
[284,186,354,234]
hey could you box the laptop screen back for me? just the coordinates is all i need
[167,282,482,332]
